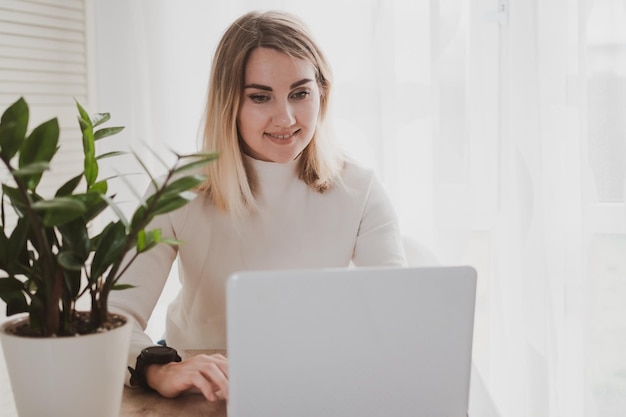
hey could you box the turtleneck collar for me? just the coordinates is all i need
[243,154,301,195]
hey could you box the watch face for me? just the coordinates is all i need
[142,346,180,363]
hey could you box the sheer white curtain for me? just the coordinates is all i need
[489,1,626,416]
[93,1,626,416]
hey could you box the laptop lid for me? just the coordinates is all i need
[226,266,477,417]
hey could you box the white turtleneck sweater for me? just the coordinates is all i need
[110,156,407,382]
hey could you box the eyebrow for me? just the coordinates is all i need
[243,78,314,91]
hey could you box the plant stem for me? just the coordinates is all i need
[1,156,59,336]
[45,267,63,335]
[95,169,176,326]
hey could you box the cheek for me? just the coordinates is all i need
[237,105,262,133]
[301,98,321,126]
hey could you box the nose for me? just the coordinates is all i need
[271,99,296,127]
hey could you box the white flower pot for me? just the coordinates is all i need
[0,314,132,417]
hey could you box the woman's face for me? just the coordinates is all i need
[237,47,321,163]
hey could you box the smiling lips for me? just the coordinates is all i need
[265,129,299,140]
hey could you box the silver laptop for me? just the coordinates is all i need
[226,266,477,417]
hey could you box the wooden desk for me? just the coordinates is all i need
[120,350,498,417]
[120,349,227,417]
[121,388,226,417]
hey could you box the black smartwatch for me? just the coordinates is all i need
[129,345,182,390]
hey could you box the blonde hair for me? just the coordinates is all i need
[197,10,344,218]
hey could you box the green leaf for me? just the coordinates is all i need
[137,241,157,253]
[0,277,28,316]
[2,184,27,214]
[137,228,162,253]
[136,229,147,252]
[0,123,16,159]
[32,196,86,211]
[84,153,98,187]
[91,112,110,127]
[63,269,82,300]
[172,160,212,176]
[90,221,127,281]
[0,228,9,269]
[76,101,98,187]
[75,100,92,131]
[58,218,90,261]
[0,277,24,292]
[173,152,219,175]
[28,295,44,333]
[57,251,84,271]
[158,175,205,199]
[12,161,50,177]
[130,175,200,229]
[150,195,194,216]
[18,118,60,190]
[0,97,29,160]
[130,206,147,230]
[88,180,108,195]
[112,283,136,291]
[74,192,109,223]
[77,116,90,132]
[94,126,124,140]
[178,151,220,160]
[96,151,126,160]
[32,196,88,227]
[101,194,129,228]
[18,118,59,166]
[5,293,29,316]
[56,174,83,197]
[160,237,183,246]
[7,217,30,266]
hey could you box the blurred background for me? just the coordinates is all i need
[1,1,625,416]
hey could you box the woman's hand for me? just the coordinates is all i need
[145,353,229,401]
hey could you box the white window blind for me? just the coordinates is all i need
[1,3,94,414]
[0,0,94,200]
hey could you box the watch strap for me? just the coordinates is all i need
[128,346,182,390]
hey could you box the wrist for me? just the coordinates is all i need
[144,362,171,390]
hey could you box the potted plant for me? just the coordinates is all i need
[0,97,216,417]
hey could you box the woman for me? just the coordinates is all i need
[111,10,407,402]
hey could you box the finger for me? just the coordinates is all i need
[209,354,229,377]
[192,354,229,379]
[159,355,229,401]
[188,372,219,402]
[198,353,229,373]
[199,364,229,400]
[207,380,226,400]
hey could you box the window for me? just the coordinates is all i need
[0,2,94,415]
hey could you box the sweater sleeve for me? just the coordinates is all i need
[352,175,407,267]
[108,206,181,386]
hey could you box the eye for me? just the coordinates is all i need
[249,94,270,104]
[290,90,310,100]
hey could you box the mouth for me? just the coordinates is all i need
[264,129,299,140]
